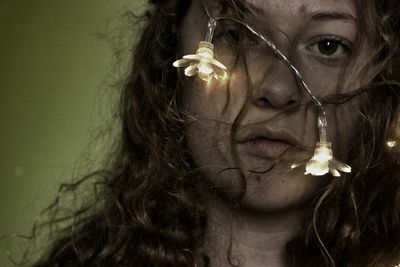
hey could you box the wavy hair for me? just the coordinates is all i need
[30,0,400,266]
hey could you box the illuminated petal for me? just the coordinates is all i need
[329,158,351,173]
[209,58,227,70]
[173,58,195,67]
[290,163,303,169]
[183,54,202,61]
[288,159,308,172]
[184,63,198,76]
[329,168,341,177]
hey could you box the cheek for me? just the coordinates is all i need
[327,98,360,159]
[181,69,250,128]
[295,54,361,149]
[182,78,246,197]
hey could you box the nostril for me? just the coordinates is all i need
[254,97,298,109]
[255,97,271,109]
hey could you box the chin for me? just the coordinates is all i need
[235,169,324,213]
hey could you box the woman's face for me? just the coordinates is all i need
[181,0,368,211]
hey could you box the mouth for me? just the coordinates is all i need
[237,129,300,159]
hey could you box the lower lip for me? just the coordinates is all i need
[239,138,293,158]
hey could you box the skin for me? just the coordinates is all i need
[180,0,369,266]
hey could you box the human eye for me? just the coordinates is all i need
[307,35,353,65]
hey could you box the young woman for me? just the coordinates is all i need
[32,0,400,266]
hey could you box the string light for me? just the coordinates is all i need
[172,7,398,267]
[173,11,352,177]
[228,18,352,177]
[304,142,351,177]
[237,21,352,177]
[173,18,228,82]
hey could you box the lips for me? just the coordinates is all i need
[237,129,300,159]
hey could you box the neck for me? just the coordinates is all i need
[203,198,304,267]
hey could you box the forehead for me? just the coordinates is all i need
[182,0,357,51]
[245,0,356,19]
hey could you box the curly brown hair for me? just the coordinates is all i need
[30,0,400,266]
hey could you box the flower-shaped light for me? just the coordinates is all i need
[304,141,351,177]
[173,41,227,82]
[387,140,397,148]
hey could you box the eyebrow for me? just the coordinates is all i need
[309,11,357,24]
[242,1,357,25]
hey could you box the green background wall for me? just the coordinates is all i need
[0,1,146,266]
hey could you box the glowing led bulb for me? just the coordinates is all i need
[173,41,227,82]
[173,17,227,82]
[305,142,351,177]
[387,140,396,148]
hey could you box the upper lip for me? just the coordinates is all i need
[237,127,301,147]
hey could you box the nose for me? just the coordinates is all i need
[251,57,301,110]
